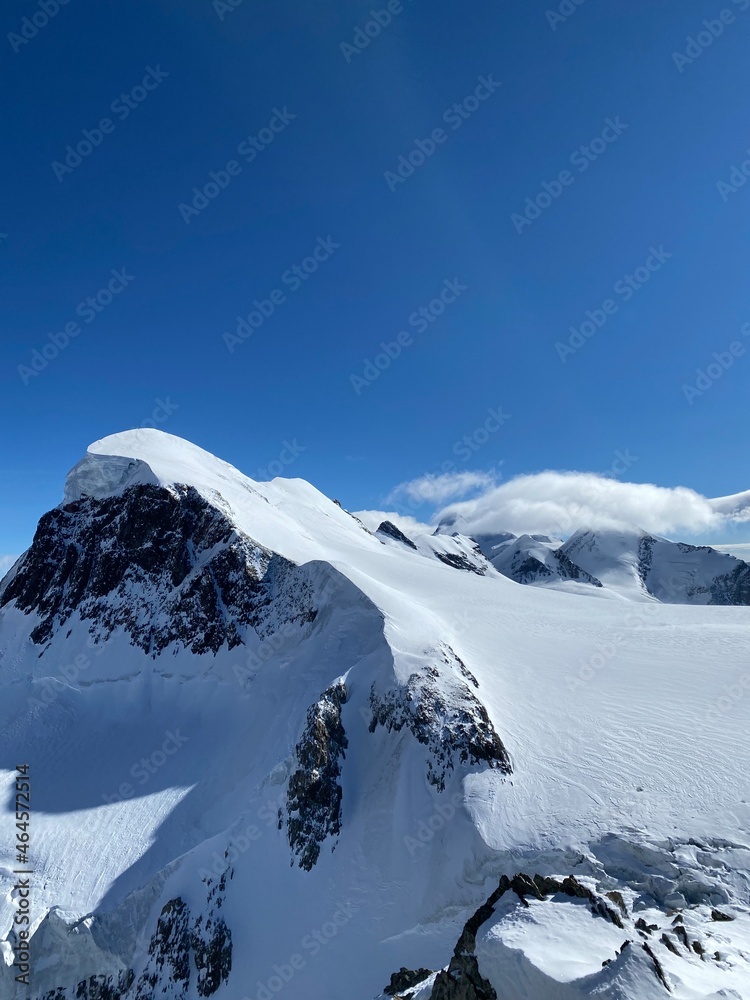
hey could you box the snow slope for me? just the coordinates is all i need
[0,430,748,1000]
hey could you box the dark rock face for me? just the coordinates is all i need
[287,681,349,870]
[642,942,671,991]
[709,561,750,605]
[136,898,192,999]
[31,873,232,1000]
[638,536,750,605]
[553,549,603,586]
[429,878,506,1000]
[532,874,624,928]
[39,970,135,1000]
[489,538,603,589]
[434,551,487,576]
[401,870,725,998]
[431,951,495,1000]
[369,662,511,791]
[135,872,232,1000]
[506,553,553,585]
[0,483,315,655]
[192,872,233,997]
[384,967,433,996]
[377,521,418,550]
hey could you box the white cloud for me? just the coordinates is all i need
[429,471,748,538]
[387,470,497,507]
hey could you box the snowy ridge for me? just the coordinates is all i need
[0,430,749,1000]
[561,527,750,604]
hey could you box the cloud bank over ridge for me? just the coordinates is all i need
[380,470,750,539]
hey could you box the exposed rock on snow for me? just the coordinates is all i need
[39,969,135,1000]
[433,549,487,575]
[0,484,316,655]
[377,521,418,550]
[21,871,232,1000]
[287,681,349,870]
[368,660,511,791]
[485,532,603,588]
[384,967,434,996]
[135,872,231,1000]
[395,837,750,1000]
[562,527,750,604]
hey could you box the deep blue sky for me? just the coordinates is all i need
[3,0,750,554]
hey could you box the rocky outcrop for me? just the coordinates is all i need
[22,870,232,1000]
[530,874,624,927]
[287,682,349,870]
[135,872,232,1000]
[429,877,509,1000]
[384,967,433,996]
[192,871,233,997]
[487,535,603,588]
[709,560,750,605]
[394,855,745,999]
[135,898,192,999]
[0,484,316,655]
[38,970,135,1000]
[369,665,511,791]
[377,521,418,550]
[508,548,602,587]
[553,548,603,586]
[425,872,628,1000]
[433,550,487,575]
[639,536,750,604]
[504,553,554,585]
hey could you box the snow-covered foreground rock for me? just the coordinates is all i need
[0,430,748,1000]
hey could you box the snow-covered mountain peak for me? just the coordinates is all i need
[64,429,258,504]
[2,433,750,1000]
[559,525,750,604]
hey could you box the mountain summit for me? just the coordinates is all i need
[1,430,749,1000]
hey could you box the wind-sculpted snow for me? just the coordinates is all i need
[63,451,156,505]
